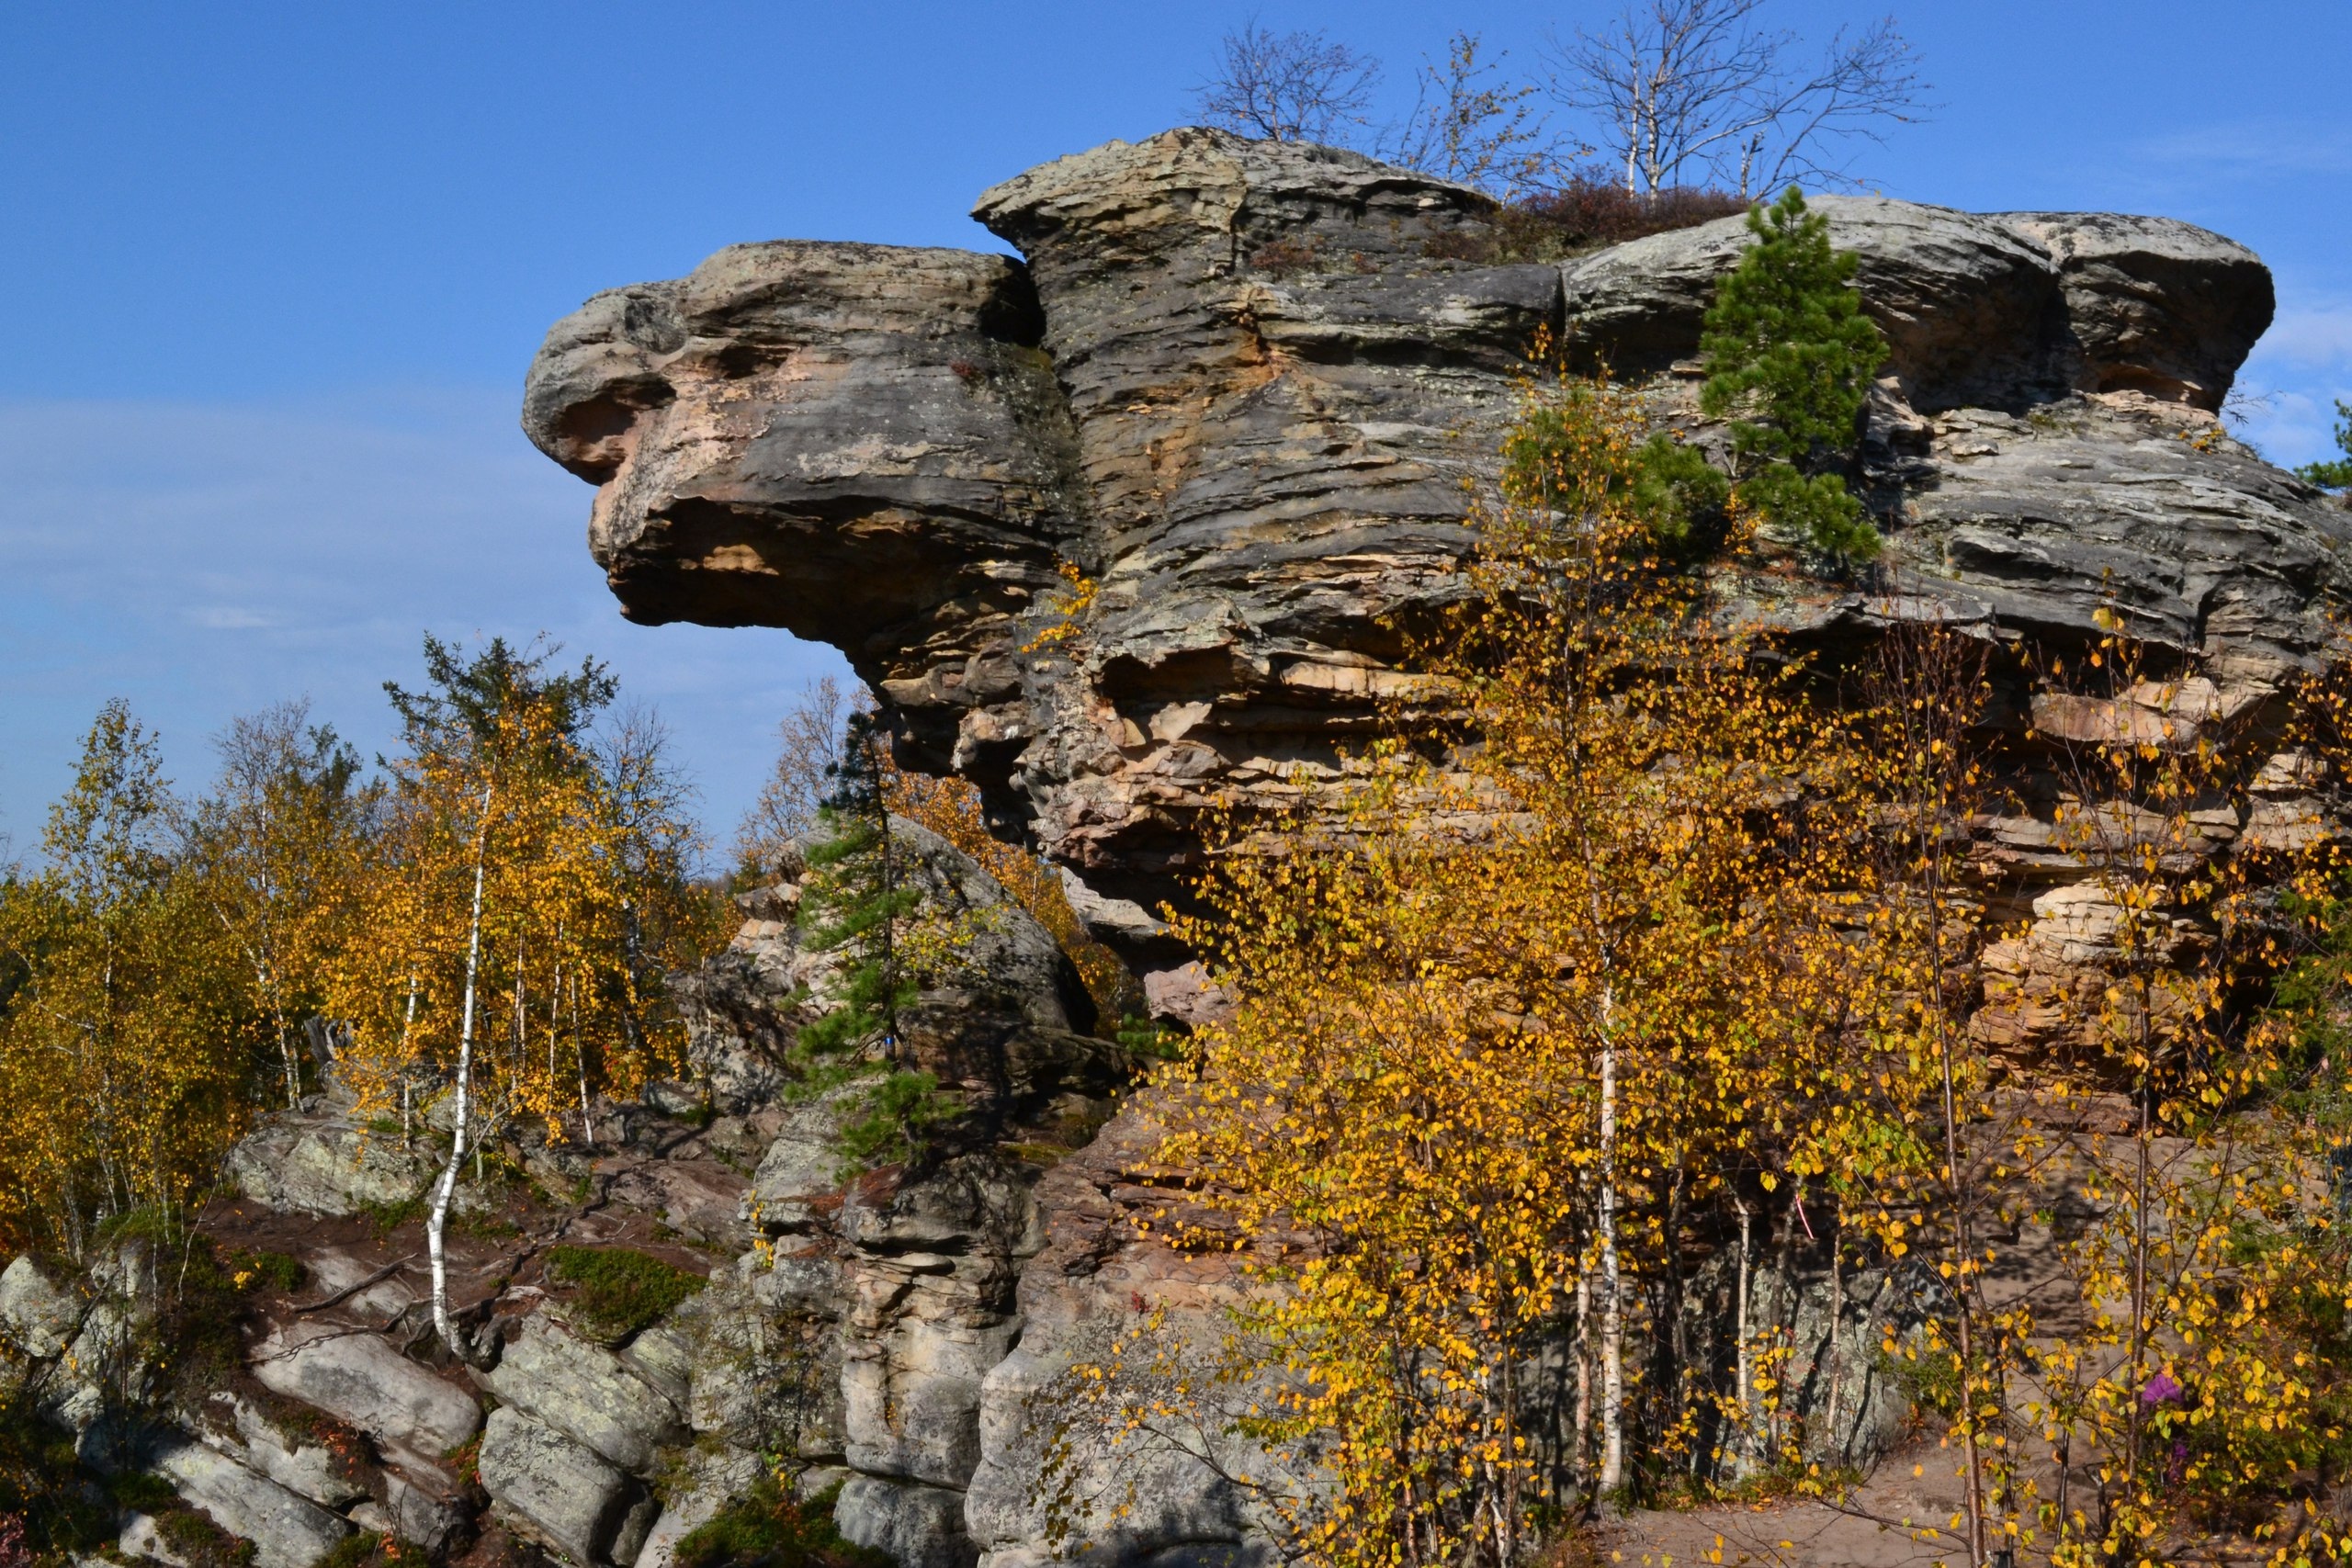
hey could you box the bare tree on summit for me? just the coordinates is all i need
[1195,19,1382,144]
[1381,32,1574,197]
[1549,0,1928,198]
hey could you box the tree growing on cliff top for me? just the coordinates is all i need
[1699,186,1888,560]
[1196,21,1381,144]
[1546,0,1928,198]
[2298,397,2352,491]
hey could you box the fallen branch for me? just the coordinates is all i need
[290,1256,413,1314]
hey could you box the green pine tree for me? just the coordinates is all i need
[794,710,950,1168]
[1698,186,1890,562]
[2298,399,2352,491]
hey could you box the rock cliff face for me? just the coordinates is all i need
[523,127,2340,947]
[503,131,2352,1566]
[35,128,2336,1568]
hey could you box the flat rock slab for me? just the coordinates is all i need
[252,1322,481,1461]
[153,1436,352,1568]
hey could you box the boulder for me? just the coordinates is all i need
[630,1446,763,1568]
[0,1258,83,1359]
[1997,211,2273,408]
[152,1436,352,1568]
[834,1475,975,1568]
[480,1313,685,1472]
[223,1098,478,1218]
[250,1322,481,1466]
[478,1405,657,1568]
[198,1391,370,1509]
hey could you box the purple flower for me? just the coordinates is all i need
[2141,1371,2184,1406]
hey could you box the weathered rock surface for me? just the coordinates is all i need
[0,1257,84,1359]
[224,1092,481,1218]
[523,127,2337,946]
[152,1436,353,1568]
[251,1321,482,1467]
[478,1404,656,1567]
[480,1314,684,1472]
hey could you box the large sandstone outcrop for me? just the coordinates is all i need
[523,128,2338,948]
[509,129,2346,1566]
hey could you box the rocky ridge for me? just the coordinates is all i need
[523,128,2342,954]
[0,826,1139,1568]
[11,127,2344,1568]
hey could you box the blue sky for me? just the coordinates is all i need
[4,0,2347,860]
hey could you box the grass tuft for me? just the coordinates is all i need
[544,1245,706,1344]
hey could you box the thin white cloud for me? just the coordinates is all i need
[2132,120,2352,182]
[0,390,847,859]
[189,606,276,630]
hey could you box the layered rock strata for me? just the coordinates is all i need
[523,128,2339,949]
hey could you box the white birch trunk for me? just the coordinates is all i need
[428,783,492,1354]
[1598,981,1625,1493]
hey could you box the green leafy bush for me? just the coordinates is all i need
[673,1477,889,1568]
[544,1245,706,1343]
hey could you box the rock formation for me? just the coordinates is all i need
[505,126,2352,1568]
[522,128,2338,948]
[13,127,2341,1568]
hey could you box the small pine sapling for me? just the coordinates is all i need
[796,710,953,1168]
[2297,398,2352,491]
[1698,186,1890,562]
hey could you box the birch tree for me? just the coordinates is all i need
[329,636,710,1352]
[183,701,372,1108]
[1547,0,1928,198]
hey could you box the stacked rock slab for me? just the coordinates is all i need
[523,129,2340,948]
[514,125,2352,1568]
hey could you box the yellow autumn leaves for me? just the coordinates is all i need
[0,638,719,1262]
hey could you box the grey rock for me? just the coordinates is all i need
[198,1390,370,1508]
[250,1323,481,1465]
[153,1436,353,1568]
[478,1405,656,1568]
[50,1299,139,1434]
[631,1446,763,1568]
[526,128,2325,927]
[0,1257,84,1359]
[618,1321,696,1406]
[1884,399,2337,670]
[681,818,1124,1131]
[679,1259,848,1461]
[744,1087,867,1231]
[1997,211,2273,408]
[1564,196,2073,410]
[835,1475,976,1568]
[119,1513,189,1567]
[223,1098,478,1218]
[480,1313,685,1472]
